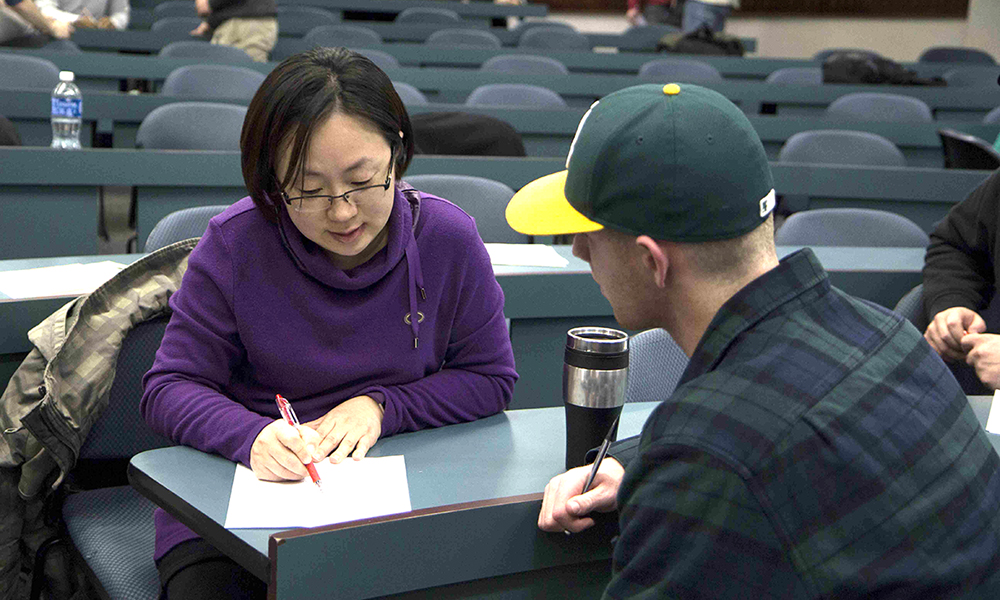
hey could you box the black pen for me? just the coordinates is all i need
[581,414,621,494]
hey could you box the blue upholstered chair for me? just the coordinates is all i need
[919,46,995,65]
[427,28,502,49]
[392,81,429,105]
[775,208,929,248]
[465,83,567,108]
[481,54,569,77]
[765,67,822,85]
[942,66,1000,87]
[161,65,265,102]
[778,130,906,167]
[394,7,461,24]
[136,102,247,151]
[510,19,576,40]
[158,41,254,63]
[638,58,723,83]
[350,48,399,71]
[518,26,591,51]
[625,328,689,403]
[404,174,526,243]
[152,0,196,18]
[893,284,927,332]
[825,92,933,122]
[0,54,60,90]
[150,16,204,37]
[276,5,339,32]
[144,205,229,252]
[303,24,382,48]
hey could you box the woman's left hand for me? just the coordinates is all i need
[304,395,385,463]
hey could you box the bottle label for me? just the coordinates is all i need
[51,98,82,118]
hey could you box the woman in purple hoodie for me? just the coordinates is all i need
[141,47,518,599]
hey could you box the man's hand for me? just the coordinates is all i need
[925,307,986,362]
[250,419,323,481]
[962,332,1000,390]
[195,0,210,17]
[190,21,210,36]
[625,7,641,25]
[74,14,98,28]
[538,458,624,534]
[48,18,73,39]
[304,395,384,463]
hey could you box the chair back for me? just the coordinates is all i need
[919,46,995,65]
[814,48,881,61]
[510,20,576,39]
[394,7,461,24]
[136,102,247,151]
[151,16,204,37]
[893,284,927,332]
[392,81,429,105]
[303,24,382,48]
[426,28,502,49]
[0,54,59,90]
[481,54,569,77]
[938,129,1000,170]
[465,83,566,108]
[825,92,933,122]
[774,208,929,248]
[778,130,905,167]
[765,67,822,85]
[161,64,265,101]
[159,41,254,63]
[621,23,681,50]
[350,48,399,70]
[625,328,688,403]
[405,175,526,243]
[78,315,173,461]
[276,5,339,32]
[985,106,1000,125]
[941,66,1000,87]
[638,58,723,83]
[41,40,82,53]
[152,0,196,18]
[518,27,591,51]
[144,205,229,252]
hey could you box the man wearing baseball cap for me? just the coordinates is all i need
[511,84,1000,598]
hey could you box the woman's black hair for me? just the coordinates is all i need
[241,47,415,222]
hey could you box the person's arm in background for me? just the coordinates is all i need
[106,0,129,30]
[625,0,643,25]
[33,0,79,24]
[7,0,72,37]
[923,171,1000,385]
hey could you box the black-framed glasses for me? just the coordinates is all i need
[281,149,395,214]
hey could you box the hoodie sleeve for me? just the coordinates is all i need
[141,220,273,468]
[362,221,517,436]
[922,171,1000,320]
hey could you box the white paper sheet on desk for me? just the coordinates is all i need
[0,261,126,300]
[485,243,569,268]
[986,390,1000,435]
[224,455,411,529]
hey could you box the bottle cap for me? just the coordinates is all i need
[58,71,75,82]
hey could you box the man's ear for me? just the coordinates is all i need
[636,235,668,288]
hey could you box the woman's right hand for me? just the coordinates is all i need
[249,419,324,482]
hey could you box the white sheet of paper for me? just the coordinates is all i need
[0,261,126,300]
[986,390,1000,435]
[224,455,411,529]
[485,243,570,268]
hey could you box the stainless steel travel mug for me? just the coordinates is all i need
[563,327,629,470]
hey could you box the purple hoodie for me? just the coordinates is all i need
[141,184,517,559]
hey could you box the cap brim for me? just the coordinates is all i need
[505,171,604,236]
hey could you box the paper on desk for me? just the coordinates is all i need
[986,390,1000,435]
[485,243,569,268]
[224,455,411,529]
[0,261,126,300]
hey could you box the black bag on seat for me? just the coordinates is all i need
[656,25,744,56]
[411,112,526,157]
[822,52,946,86]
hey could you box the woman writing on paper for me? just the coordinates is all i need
[141,47,518,599]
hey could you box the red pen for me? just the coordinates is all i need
[275,394,323,492]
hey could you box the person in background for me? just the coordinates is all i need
[625,0,684,28]
[35,0,128,30]
[0,0,72,41]
[189,0,276,62]
[681,0,736,33]
[141,47,517,599]
[923,169,1000,394]
[507,83,1000,598]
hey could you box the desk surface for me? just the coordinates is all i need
[128,401,658,598]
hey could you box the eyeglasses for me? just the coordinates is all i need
[281,150,394,214]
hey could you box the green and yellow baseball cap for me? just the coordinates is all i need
[505,83,775,242]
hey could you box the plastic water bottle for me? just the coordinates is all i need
[51,70,82,149]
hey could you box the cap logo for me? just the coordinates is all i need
[759,189,776,218]
[565,100,599,169]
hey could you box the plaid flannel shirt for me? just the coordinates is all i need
[607,249,1000,599]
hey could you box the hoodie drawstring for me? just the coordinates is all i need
[405,236,425,349]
